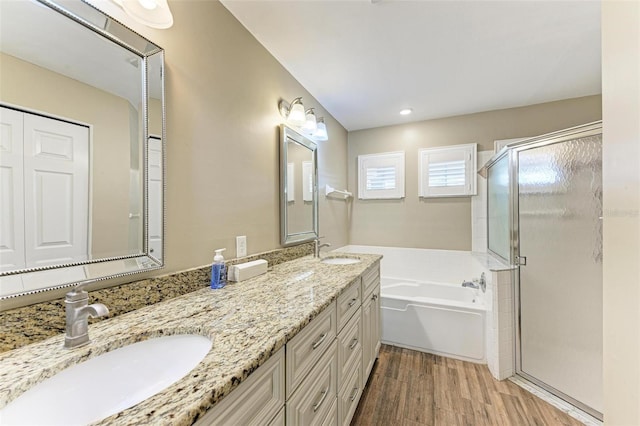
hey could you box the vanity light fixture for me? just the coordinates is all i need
[400,108,413,115]
[111,0,174,29]
[303,108,318,133]
[313,117,329,141]
[279,97,307,126]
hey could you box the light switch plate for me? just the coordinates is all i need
[236,236,247,258]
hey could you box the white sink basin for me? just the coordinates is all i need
[322,257,361,265]
[1,334,212,426]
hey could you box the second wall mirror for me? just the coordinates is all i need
[280,125,318,246]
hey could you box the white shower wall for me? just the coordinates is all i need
[472,150,493,252]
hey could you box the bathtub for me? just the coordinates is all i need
[337,245,490,363]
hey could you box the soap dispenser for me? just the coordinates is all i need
[211,248,227,289]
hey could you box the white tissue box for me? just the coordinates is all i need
[227,259,268,282]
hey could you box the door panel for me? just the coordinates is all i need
[0,107,25,271]
[517,135,603,415]
[23,113,89,267]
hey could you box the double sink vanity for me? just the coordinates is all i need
[0,253,381,425]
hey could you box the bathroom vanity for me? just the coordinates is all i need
[0,253,381,425]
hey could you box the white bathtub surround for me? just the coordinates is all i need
[471,150,493,253]
[337,245,514,378]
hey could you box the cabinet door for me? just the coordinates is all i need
[195,348,285,426]
[338,360,362,426]
[362,296,373,384]
[338,307,362,391]
[286,303,337,397]
[336,278,361,332]
[371,287,381,357]
[287,342,338,426]
[362,284,381,383]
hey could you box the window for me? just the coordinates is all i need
[419,143,477,197]
[358,151,405,199]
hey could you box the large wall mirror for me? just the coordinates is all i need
[280,125,318,246]
[0,0,165,301]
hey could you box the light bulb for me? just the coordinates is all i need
[288,99,306,126]
[313,119,328,141]
[303,108,317,132]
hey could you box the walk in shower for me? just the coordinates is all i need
[481,122,603,420]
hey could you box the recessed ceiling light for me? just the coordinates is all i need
[400,108,413,115]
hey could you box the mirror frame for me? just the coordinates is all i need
[0,0,165,302]
[280,125,318,246]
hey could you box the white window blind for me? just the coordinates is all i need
[358,151,405,199]
[419,143,477,197]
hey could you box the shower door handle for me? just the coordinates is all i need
[516,256,527,266]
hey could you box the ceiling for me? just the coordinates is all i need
[221,0,601,131]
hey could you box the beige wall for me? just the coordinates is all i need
[109,1,349,274]
[347,96,602,250]
[602,1,640,424]
[0,53,133,258]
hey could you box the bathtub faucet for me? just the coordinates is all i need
[462,272,486,293]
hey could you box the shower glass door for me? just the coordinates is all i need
[516,133,603,418]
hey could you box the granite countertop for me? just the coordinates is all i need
[0,253,381,425]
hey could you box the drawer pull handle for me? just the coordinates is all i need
[350,386,359,402]
[312,333,327,350]
[348,298,358,307]
[313,387,329,412]
[371,293,378,301]
[349,338,358,350]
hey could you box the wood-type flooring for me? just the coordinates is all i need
[351,344,585,426]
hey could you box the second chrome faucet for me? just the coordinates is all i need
[314,237,331,258]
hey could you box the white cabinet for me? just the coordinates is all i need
[197,260,381,426]
[337,306,362,389]
[336,278,361,332]
[338,361,362,426]
[195,347,285,426]
[286,302,337,396]
[362,265,381,383]
[286,341,338,426]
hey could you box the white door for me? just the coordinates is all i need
[0,107,26,272]
[23,113,89,268]
[148,136,162,261]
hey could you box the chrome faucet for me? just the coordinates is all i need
[314,237,331,258]
[462,272,486,293]
[64,281,109,349]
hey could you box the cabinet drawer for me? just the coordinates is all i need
[337,307,362,392]
[286,341,338,426]
[361,264,380,298]
[338,361,362,426]
[286,302,337,396]
[196,347,285,426]
[336,279,361,332]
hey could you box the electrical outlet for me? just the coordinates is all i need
[236,236,247,258]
